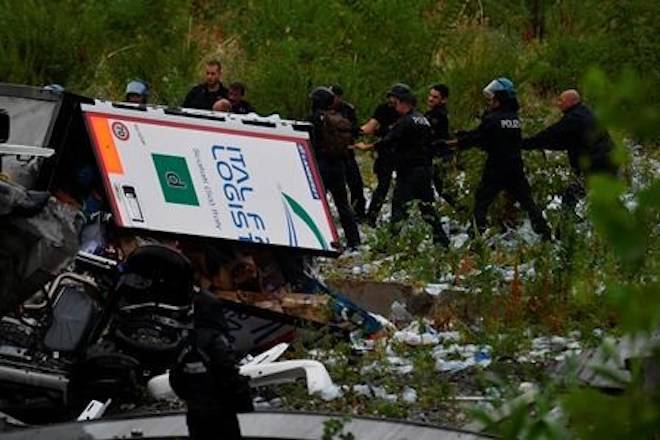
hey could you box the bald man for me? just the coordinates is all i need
[522,89,617,209]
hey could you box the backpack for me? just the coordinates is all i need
[318,110,353,158]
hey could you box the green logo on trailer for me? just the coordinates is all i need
[152,154,199,206]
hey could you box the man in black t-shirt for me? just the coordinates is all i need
[360,93,400,227]
[425,83,457,207]
[228,82,256,115]
[182,60,228,110]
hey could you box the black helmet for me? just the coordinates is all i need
[309,86,335,111]
[387,83,415,104]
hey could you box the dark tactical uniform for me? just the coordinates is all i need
[458,108,551,239]
[425,104,456,207]
[309,110,361,249]
[366,103,400,225]
[170,292,253,440]
[375,110,450,246]
[522,103,617,209]
[335,100,367,219]
[182,83,229,110]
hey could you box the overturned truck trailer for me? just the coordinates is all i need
[0,84,380,421]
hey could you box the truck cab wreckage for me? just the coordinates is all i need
[0,84,382,426]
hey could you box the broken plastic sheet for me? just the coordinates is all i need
[0,179,49,216]
[0,196,83,315]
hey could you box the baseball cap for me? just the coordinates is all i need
[125,80,149,97]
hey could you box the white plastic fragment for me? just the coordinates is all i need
[425,283,451,296]
[433,344,492,372]
[371,385,398,402]
[393,321,439,346]
[320,383,344,401]
[77,399,111,421]
[451,233,470,249]
[402,386,418,403]
[390,301,414,324]
[352,384,372,397]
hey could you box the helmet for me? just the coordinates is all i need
[387,83,415,104]
[483,77,515,99]
[125,80,150,98]
[43,84,65,93]
[309,86,335,111]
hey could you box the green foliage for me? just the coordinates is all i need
[322,417,355,440]
[0,0,200,104]
[563,355,660,439]
[366,202,450,284]
[223,0,442,119]
[469,68,660,439]
[588,177,659,275]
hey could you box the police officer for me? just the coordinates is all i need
[449,78,551,240]
[169,291,253,440]
[360,92,401,227]
[309,86,361,250]
[331,84,367,220]
[425,83,457,207]
[522,89,617,210]
[355,84,450,247]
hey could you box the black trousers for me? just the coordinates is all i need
[561,175,587,211]
[432,156,457,208]
[473,168,551,240]
[391,165,449,246]
[318,158,361,248]
[562,160,618,211]
[344,151,366,217]
[187,410,241,440]
[366,153,395,224]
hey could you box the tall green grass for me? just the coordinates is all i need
[0,0,201,104]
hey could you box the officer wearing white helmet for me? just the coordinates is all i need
[448,77,551,240]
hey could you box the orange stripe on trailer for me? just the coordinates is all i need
[90,116,124,174]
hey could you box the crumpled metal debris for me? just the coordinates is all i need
[0,193,83,315]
